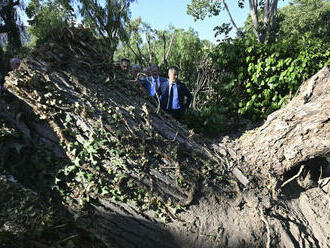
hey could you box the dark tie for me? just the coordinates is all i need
[155,78,158,92]
[167,84,173,109]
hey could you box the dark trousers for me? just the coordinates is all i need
[167,108,184,120]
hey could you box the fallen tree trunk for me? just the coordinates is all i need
[235,67,330,185]
[1,28,329,247]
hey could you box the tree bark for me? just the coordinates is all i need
[236,66,329,185]
[249,0,279,43]
[2,28,329,247]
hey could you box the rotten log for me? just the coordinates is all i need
[1,28,329,248]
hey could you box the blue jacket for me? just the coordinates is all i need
[157,80,192,114]
[140,76,167,96]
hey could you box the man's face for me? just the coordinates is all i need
[143,68,151,76]
[168,70,178,83]
[11,60,20,71]
[151,67,159,79]
[131,68,140,78]
[120,61,129,71]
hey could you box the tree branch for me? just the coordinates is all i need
[145,32,152,64]
[162,33,166,66]
[165,32,176,61]
[222,0,239,33]
[249,0,261,42]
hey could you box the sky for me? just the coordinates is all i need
[130,0,291,43]
[20,0,291,43]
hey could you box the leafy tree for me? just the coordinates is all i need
[115,17,154,65]
[187,0,283,43]
[183,33,329,136]
[277,0,330,42]
[26,0,75,46]
[115,23,212,85]
[78,0,135,60]
[161,28,210,84]
[26,0,134,60]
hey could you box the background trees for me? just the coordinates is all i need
[182,0,330,136]
[277,0,330,42]
[1,0,135,70]
[187,0,283,43]
[115,23,213,84]
[25,0,75,46]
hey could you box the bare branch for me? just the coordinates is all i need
[145,32,152,64]
[165,33,176,61]
[222,0,239,33]
[128,42,147,65]
[162,33,166,66]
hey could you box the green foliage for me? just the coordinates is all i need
[183,107,230,137]
[183,33,329,137]
[278,0,330,42]
[25,0,134,58]
[186,0,222,20]
[0,120,105,247]
[163,28,208,82]
[199,36,329,124]
[78,0,135,60]
[26,0,75,47]
[115,23,213,84]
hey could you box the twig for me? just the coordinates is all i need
[172,130,179,141]
[318,165,323,183]
[162,33,166,65]
[281,165,305,188]
[222,0,240,33]
[146,32,153,63]
[259,208,271,248]
[318,166,328,194]
[58,234,79,244]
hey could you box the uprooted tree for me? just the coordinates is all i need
[1,28,329,247]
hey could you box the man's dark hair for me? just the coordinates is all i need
[150,64,159,70]
[120,58,130,64]
[168,66,180,73]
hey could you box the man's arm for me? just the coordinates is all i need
[183,84,193,109]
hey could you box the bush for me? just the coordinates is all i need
[184,36,329,136]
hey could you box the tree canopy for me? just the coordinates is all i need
[277,0,330,41]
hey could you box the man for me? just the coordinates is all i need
[142,66,151,78]
[10,58,21,71]
[141,64,167,97]
[120,58,130,72]
[158,66,192,119]
[131,64,141,80]
[114,58,131,80]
